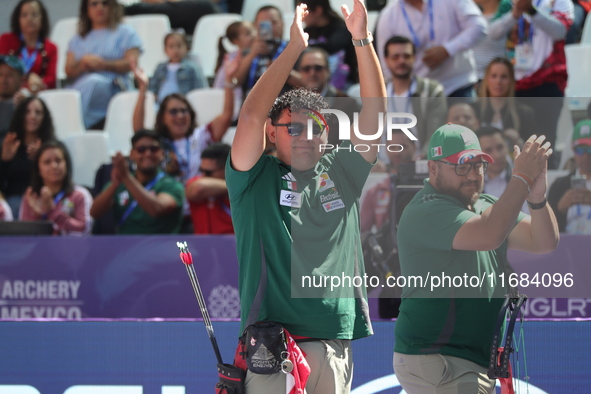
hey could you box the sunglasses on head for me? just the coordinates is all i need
[272,122,325,137]
[134,145,161,154]
[574,145,591,156]
[167,108,189,116]
[300,65,326,73]
[89,0,108,7]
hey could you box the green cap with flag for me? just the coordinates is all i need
[573,120,591,147]
[427,123,494,164]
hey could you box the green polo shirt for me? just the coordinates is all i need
[111,171,184,235]
[395,179,526,367]
[227,141,373,339]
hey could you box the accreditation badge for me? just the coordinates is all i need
[515,43,534,71]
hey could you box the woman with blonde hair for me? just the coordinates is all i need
[475,57,536,148]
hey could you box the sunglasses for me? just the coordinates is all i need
[574,145,591,156]
[167,108,189,116]
[273,122,325,137]
[436,160,488,176]
[134,145,161,154]
[300,65,326,73]
[89,0,108,7]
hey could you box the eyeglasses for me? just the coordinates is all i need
[199,168,218,177]
[574,145,591,156]
[436,160,488,176]
[134,145,161,154]
[272,122,325,137]
[167,108,189,116]
[300,65,326,73]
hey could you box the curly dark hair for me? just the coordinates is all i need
[31,140,74,195]
[78,0,123,37]
[154,93,197,140]
[268,88,330,124]
[8,96,55,143]
[10,0,50,41]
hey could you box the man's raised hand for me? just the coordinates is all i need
[341,0,369,40]
[290,4,309,49]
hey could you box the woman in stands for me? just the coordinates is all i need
[0,96,55,218]
[65,0,142,130]
[475,57,537,149]
[0,0,58,93]
[132,57,239,185]
[20,140,93,235]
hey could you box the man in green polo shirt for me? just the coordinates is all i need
[394,124,559,393]
[226,1,386,393]
[91,130,184,234]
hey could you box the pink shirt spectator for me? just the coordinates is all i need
[20,186,93,235]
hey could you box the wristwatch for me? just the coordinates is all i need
[352,33,373,47]
[225,77,238,89]
[527,198,547,210]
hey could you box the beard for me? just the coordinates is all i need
[435,173,484,207]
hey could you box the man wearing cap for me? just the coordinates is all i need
[549,120,591,234]
[394,124,559,393]
[0,55,26,139]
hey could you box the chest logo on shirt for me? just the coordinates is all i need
[323,199,345,212]
[118,191,129,206]
[318,172,335,192]
[280,190,302,208]
[282,172,297,191]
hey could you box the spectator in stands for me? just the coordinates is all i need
[148,31,207,105]
[0,0,57,93]
[376,0,487,97]
[214,21,255,121]
[0,55,26,138]
[233,6,299,96]
[186,143,233,234]
[489,0,573,159]
[472,0,507,82]
[90,130,185,234]
[382,35,446,157]
[20,140,93,235]
[301,0,357,89]
[477,126,528,212]
[0,193,14,221]
[297,47,360,148]
[124,0,221,36]
[447,101,481,131]
[133,55,238,185]
[549,119,591,234]
[66,0,142,129]
[0,96,55,218]
[475,57,536,148]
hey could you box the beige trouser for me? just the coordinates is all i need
[393,352,496,394]
[245,339,353,394]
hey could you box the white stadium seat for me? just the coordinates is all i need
[126,15,171,77]
[63,132,110,188]
[38,89,86,140]
[186,88,225,127]
[49,17,78,85]
[191,14,242,79]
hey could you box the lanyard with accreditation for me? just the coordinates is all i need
[118,172,165,226]
[399,0,435,49]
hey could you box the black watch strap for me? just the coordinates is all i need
[527,198,547,210]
